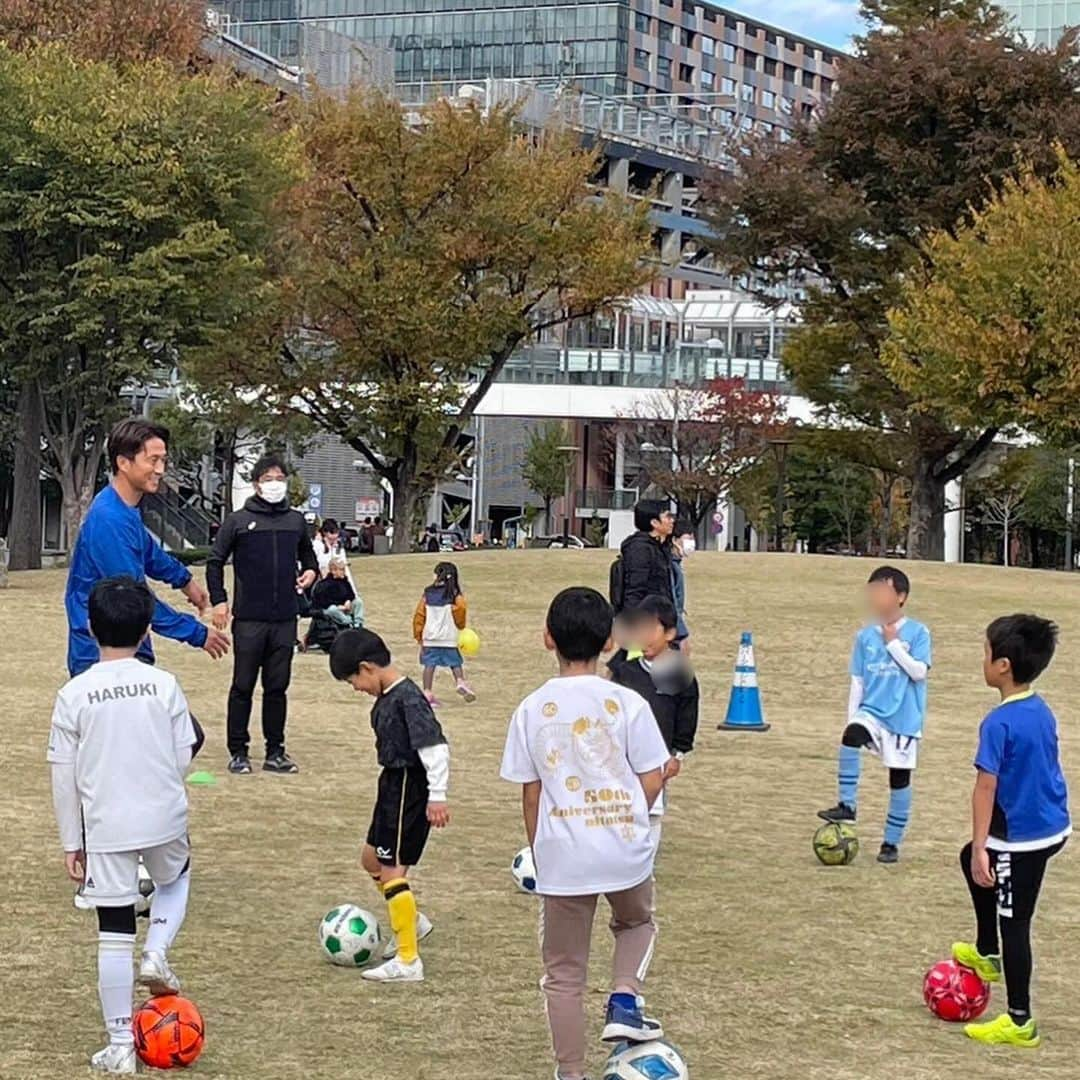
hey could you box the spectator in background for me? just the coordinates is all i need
[359,517,375,555]
[618,500,675,613]
[424,525,440,553]
[668,521,694,653]
[313,519,345,578]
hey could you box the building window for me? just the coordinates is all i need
[761,121,774,134]
[657,55,672,76]
[779,96,793,114]
[660,0,674,7]
[764,57,777,75]
[721,42,736,61]
[634,11,650,33]
[740,115,753,131]
[801,101,814,118]
[679,62,694,81]
[701,69,715,89]
[720,109,735,127]
[761,89,775,108]
[634,47,650,69]
[823,51,835,64]
[784,63,797,82]
[702,35,715,55]
[743,50,758,69]
[634,82,651,98]
[725,14,738,29]
[821,76,834,95]
[681,28,695,48]
[741,83,754,103]
[765,30,777,44]
[704,7,717,20]
[721,76,736,94]
[658,20,678,42]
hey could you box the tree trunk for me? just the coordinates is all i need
[544,498,553,535]
[907,452,946,561]
[878,475,893,556]
[59,469,97,550]
[1002,515,1010,568]
[8,381,43,570]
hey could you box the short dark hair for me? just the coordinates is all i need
[987,614,1058,684]
[329,628,392,680]
[89,576,155,648]
[251,453,287,482]
[546,587,612,662]
[675,519,693,537]
[319,518,339,535]
[626,594,678,632]
[108,417,169,474]
[867,565,910,601]
[633,499,669,533]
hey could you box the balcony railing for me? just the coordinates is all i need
[577,488,639,510]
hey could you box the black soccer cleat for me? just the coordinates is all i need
[877,842,900,864]
[263,751,299,774]
[817,802,856,824]
[227,754,252,775]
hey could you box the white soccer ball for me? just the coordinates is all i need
[602,1040,689,1080]
[318,904,382,968]
[511,846,538,894]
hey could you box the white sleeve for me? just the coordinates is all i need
[848,676,864,722]
[46,693,78,765]
[51,761,83,851]
[499,706,540,783]
[170,681,197,772]
[626,699,671,775]
[417,743,450,802]
[886,639,929,682]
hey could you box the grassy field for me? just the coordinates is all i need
[1,551,1078,1080]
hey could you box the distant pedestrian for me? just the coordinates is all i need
[413,562,475,706]
[207,454,318,776]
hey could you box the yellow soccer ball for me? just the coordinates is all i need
[458,628,481,658]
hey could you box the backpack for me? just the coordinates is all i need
[609,555,625,613]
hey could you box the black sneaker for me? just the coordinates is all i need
[227,754,252,775]
[817,802,856,823]
[263,751,299,774]
[877,843,900,864]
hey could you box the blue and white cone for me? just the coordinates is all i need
[719,630,769,731]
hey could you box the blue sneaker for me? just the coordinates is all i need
[602,994,664,1043]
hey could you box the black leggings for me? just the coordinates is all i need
[960,840,1065,1018]
[841,722,911,790]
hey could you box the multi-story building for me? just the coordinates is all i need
[215,1,839,137]
[995,0,1072,46]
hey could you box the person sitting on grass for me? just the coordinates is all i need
[951,614,1070,1049]
[312,557,364,629]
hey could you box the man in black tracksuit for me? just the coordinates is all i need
[206,454,318,775]
[617,499,676,612]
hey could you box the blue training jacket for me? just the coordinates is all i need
[65,485,208,676]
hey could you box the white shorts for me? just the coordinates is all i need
[83,836,190,907]
[851,713,919,770]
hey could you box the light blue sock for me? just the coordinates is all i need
[884,785,913,847]
[838,745,861,809]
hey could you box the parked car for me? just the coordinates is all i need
[542,535,597,550]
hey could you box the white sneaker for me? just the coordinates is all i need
[90,1043,137,1074]
[382,912,434,959]
[73,887,94,911]
[361,956,424,983]
[138,950,180,996]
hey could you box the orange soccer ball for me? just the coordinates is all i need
[132,995,205,1069]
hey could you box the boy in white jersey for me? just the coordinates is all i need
[501,587,670,1080]
[48,576,197,1075]
[818,565,932,864]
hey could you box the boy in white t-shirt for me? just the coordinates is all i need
[500,587,670,1080]
[48,576,198,1076]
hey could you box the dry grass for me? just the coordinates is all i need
[1,551,1079,1080]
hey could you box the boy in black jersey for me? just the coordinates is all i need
[329,628,450,983]
[607,595,698,852]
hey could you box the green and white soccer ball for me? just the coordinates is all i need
[812,821,860,866]
[603,1040,689,1079]
[319,904,382,967]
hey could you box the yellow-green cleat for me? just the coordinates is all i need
[951,942,1002,983]
[964,1013,1041,1048]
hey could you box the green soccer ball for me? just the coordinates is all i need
[813,821,859,866]
[319,904,382,967]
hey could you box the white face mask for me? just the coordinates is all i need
[259,480,288,504]
[681,537,696,556]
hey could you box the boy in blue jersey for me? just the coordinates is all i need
[818,566,931,863]
[951,614,1070,1049]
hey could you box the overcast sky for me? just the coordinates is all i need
[727,0,862,49]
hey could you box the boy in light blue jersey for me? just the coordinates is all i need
[819,566,931,863]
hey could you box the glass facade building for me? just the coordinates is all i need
[215,1,839,132]
[995,0,1076,46]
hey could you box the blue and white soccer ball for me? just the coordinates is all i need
[603,1040,689,1080]
[511,847,537,894]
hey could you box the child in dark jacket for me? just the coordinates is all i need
[607,594,698,854]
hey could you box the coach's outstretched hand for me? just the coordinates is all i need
[203,626,230,660]
[182,577,210,616]
[211,603,230,631]
[427,802,450,829]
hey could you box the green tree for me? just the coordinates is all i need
[188,90,653,553]
[522,423,574,534]
[0,46,300,543]
[703,0,1080,560]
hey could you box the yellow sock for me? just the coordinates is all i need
[369,875,386,896]
[383,878,419,964]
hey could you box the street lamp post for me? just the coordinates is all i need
[768,437,794,553]
[557,445,579,547]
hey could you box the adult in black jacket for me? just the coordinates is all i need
[207,454,318,775]
[618,499,675,612]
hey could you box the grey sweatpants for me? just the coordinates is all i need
[539,878,657,1077]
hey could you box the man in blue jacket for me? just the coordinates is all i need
[65,418,230,677]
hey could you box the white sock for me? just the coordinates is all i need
[144,870,190,955]
[98,932,135,1045]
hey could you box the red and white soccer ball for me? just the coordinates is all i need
[923,959,990,1022]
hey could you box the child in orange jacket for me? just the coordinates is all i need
[413,562,475,707]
